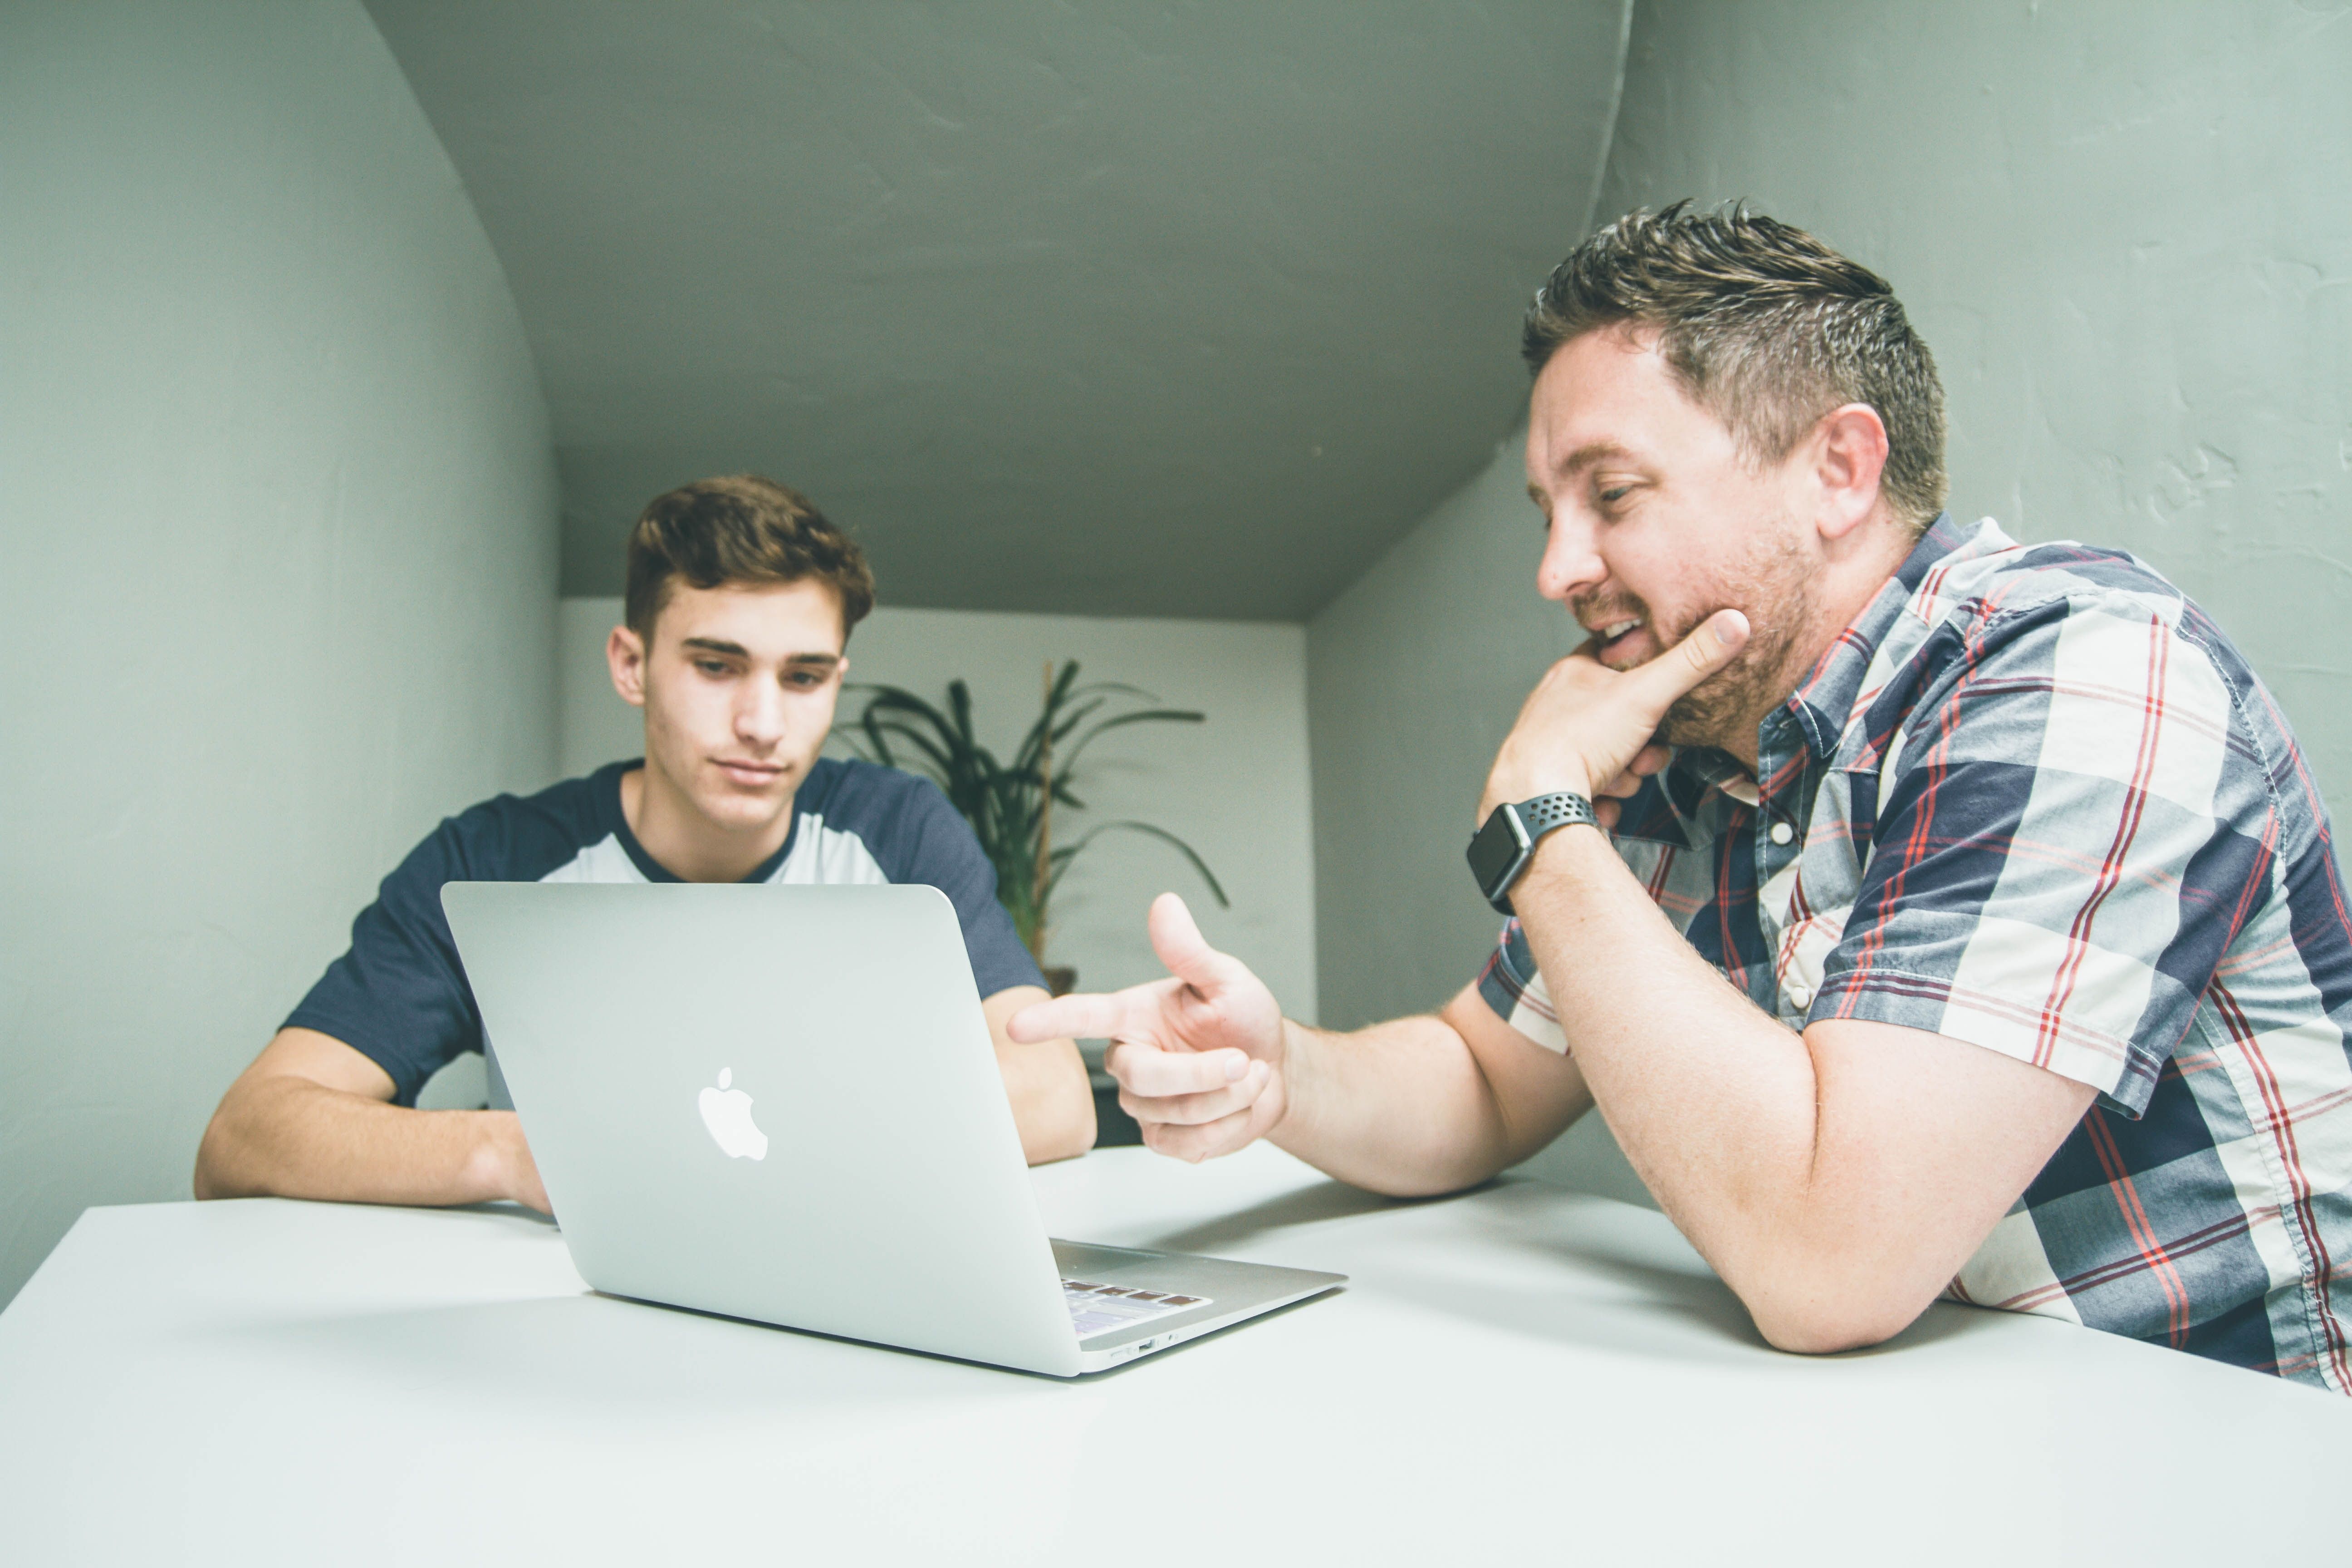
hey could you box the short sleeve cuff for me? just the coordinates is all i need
[280,1004,444,1109]
[1812,967,2155,1116]
[1475,919,1569,1055]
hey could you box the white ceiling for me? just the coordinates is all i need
[365,0,1628,619]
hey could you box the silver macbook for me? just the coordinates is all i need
[441,881,1344,1376]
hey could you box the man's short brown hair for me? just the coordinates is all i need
[1522,201,1948,532]
[623,474,877,642]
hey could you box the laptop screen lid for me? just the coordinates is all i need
[442,880,1083,1376]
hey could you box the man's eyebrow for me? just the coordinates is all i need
[677,637,839,668]
[1548,440,1636,480]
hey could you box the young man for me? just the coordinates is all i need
[198,475,1093,1210]
[1015,205,2352,1390]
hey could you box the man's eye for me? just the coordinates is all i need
[693,660,730,676]
[1598,485,1632,506]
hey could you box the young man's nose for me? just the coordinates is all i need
[1536,514,1606,603]
[734,682,789,746]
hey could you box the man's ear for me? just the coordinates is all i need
[1809,402,1891,543]
[607,624,648,709]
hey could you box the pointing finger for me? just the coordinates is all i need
[1008,990,1144,1044]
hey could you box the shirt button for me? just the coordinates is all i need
[1768,820,1794,846]
[1787,984,1813,1010]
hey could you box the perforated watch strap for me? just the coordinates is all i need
[1514,791,1597,837]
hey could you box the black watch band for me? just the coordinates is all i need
[1464,791,1599,916]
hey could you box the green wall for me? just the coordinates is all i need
[0,0,559,1306]
[1307,0,2352,1197]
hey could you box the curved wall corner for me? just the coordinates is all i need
[0,0,559,1305]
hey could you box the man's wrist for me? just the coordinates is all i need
[1519,814,1616,896]
[1262,1018,1315,1145]
[462,1110,523,1203]
[1469,791,1601,914]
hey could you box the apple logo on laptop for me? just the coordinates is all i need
[697,1067,769,1161]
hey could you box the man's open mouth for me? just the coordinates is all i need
[1594,618,1644,658]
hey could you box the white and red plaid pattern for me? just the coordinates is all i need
[1479,515,2352,1390]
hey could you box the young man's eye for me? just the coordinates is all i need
[693,660,730,677]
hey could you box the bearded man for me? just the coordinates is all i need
[1013,203,2352,1391]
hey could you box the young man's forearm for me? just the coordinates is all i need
[996,1039,1097,1164]
[982,986,1096,1165]
[195,1077,535,1208]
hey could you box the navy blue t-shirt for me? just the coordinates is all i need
[286,758,1045,1105]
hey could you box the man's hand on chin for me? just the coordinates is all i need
[1480,608,1750,830]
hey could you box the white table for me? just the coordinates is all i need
[3,1146,2344,1565]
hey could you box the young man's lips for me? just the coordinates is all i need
[715,760,787,784]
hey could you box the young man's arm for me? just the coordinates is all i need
[199,997,1093,1204]
[981,986,1094,1165]
[193,1027,547,1209]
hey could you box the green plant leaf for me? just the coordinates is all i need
[842,660,1225,961]
[1045,819,1228,908]
[1059,708,1206,774]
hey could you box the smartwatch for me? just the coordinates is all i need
[1465,791,1599,915]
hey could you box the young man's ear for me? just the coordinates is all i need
[1808,402,1891,543]
[607,624,649,709]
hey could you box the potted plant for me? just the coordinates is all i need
[839,660,1228,990]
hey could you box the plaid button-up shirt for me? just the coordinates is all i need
[1479,514,2352,1390]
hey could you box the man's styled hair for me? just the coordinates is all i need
[1522,201,1948,532]
[623,473,877,641]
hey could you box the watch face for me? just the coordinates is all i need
[1465,808,1529,897]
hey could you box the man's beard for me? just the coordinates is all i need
[1655,603,1807,749]
[1588,524,1816,755]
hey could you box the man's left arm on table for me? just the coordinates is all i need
[1508,825,2093,1352]
[1490,610,2095,1352]
[983,984,1096,1165]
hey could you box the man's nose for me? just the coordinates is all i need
[735,680,787,747]
[1536,513,1605,603]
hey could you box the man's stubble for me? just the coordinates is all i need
[1654,519,1818,755]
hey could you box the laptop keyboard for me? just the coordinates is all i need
[1062,1278,1213,1339]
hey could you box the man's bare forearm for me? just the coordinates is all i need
[1510,829,1831,1282]
[982,986,1096,1165]
[1270,1013,1524,1196]
[998,1039,1096,1164]
[194,1076,532,1208]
